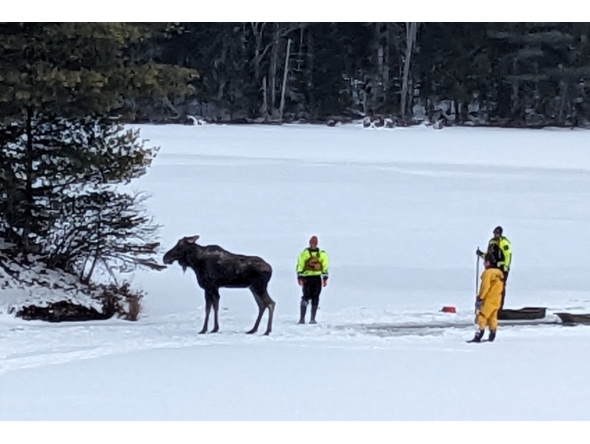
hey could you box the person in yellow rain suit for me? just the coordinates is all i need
[469,254,505,343]
[296,235,330,324]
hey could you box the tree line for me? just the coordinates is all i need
[149,22,590,127]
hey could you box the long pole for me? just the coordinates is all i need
[475,248,481,317]
[476,248,480,295]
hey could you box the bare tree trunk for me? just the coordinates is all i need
[22,107,34,254]
[373,23,392,113]
[558,80,569,124]
[84,253,99,284]
[401,22,418,122]
[279,38,292,122]
[216,43,228,104]
[83,220,102,284]
[383,24,391,106]
[373,23,384,114]
[269,23,280,120]
[251,22,271,120]
[261,76,268,121]
[253,25,262,83]
[307,29,315,117]
[510,58,520,122]
[80,252,91,280]
[251,22,268,83]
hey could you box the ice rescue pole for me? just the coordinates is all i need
[475,247,481,317]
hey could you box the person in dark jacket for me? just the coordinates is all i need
[477,225,512,309]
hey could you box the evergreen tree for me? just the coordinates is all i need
[0,116,160,274]
[0,23,196,256]
[0,23,196,121]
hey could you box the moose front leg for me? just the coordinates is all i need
[199,298,212,334]
[210,289,220,333]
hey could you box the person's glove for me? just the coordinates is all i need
[475,298,482,310]
[297,277,304,286]
[322,277,328,288]
[476,248,484,257]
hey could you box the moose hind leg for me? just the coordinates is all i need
[247,283,268,334]
[246,290,265,334]
[262,291,276,336]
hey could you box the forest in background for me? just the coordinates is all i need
[3,23,590,127]
[144,22,590,128]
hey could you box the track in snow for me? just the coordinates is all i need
[0,309,581,376]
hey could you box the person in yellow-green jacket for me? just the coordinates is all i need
[297,235,329,324]
[468,254,505,343]
[476,226,512,309]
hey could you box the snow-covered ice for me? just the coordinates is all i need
[2,123,590,421]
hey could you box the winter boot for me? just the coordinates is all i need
[309,306,318,324]
[299,302,307,324]
[488,330,496,342]
[468,329,485,343]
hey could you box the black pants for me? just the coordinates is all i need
[301,275,323,308]
[500,270,509,310]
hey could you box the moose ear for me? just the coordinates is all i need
[185,235,200,244]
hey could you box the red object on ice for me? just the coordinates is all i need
[441,306,457,313]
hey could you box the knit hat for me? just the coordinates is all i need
[493,226,503,235]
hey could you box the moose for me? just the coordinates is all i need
[162,235,276,335]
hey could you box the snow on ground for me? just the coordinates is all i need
[2,123,590,421]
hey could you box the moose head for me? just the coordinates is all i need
[162,235,200,271]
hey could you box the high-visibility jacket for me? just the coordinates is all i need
[297,248,329,278]
[479,236,512,272]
